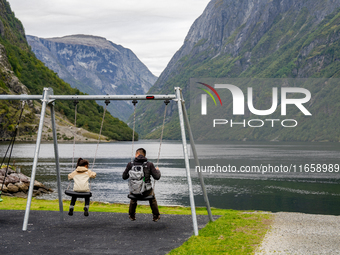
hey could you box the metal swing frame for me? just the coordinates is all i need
[0,87,213,235]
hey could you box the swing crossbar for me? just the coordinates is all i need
[0,94,176,101]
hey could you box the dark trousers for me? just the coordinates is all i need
[70,196,90,207]
[129,189,159,216]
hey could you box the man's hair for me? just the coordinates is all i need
[77,158,89,167]
[136,148,146,156]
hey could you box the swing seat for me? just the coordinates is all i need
[128,194,154,201]
[65,190,92,198]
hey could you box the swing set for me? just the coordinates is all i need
[0,87,213,236]
[65,97,169,202]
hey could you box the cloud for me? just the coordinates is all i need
[9,0,211,76]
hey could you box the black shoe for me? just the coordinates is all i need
[68,207,74,216]
[84,207,89,217]
[129,215,136,221]
[153,214,160,222]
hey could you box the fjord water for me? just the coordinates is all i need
[1,140,340,215]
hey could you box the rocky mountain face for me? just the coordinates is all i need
[0,0,37,139]
[27,35,157,121]
[134,0,340,141]
[0,42,37,139]
[0,0,134,141]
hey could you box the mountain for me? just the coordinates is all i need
[0,0,134,141]
[133,0,340,141]
[26,34,157,121]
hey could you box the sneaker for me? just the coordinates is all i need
[129,215,136,221]
[68,207,74,216]
[153,214,160,222]
[84,207,89,217]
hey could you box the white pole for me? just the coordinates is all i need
[22,88,51,231]
[179,90,213,222]
[175,87,199,236]
[50,100,64,222]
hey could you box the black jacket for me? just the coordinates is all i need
[122,155,161,183]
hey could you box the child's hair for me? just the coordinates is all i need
[136,148,146,156]
[77,158,89,167]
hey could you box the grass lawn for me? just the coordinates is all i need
[0,196,272,254]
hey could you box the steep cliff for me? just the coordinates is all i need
[0,41,37,139]
[0,0,37,139]
[134,0,340,141]
[27,34,157,121]
[0,0,134,141]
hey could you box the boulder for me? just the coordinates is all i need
[1,184,8,193]
[7,183,19,193]
[17,173,30,183]
[34,180,44,188]
[4,174,20,185]
[0,168,52,197]
[0,167,14,175]
[10,172,20,179]
[38,188,48,194]
[15,182,29,193]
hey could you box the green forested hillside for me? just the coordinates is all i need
[0,0,135,141]
[134,0,340,141]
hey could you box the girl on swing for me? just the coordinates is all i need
[68,158,96,216]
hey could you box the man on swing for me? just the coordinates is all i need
[123,148,161,222]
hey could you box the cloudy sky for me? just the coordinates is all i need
[9,0,211,76]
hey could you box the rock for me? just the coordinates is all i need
[0,167,14,176]
[38,188,48,194]
[34,180,45,188]
[9,172,20,179]
[33,190,41,197]
[4,174,20,185]
[15,182,29,193]
[0,167,52,197]
[7,183,19,193]
[17,173,30,183]
[1,184,8,193]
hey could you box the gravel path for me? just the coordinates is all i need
[255,212,340,254]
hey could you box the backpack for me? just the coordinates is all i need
[128,162,152,194]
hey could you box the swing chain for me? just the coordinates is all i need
[71,100,79,171]
[156,99,170,167]
[154,99,170,191]
[92,100,109,171]
[131,98,138,162]
[0,100,26,201]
